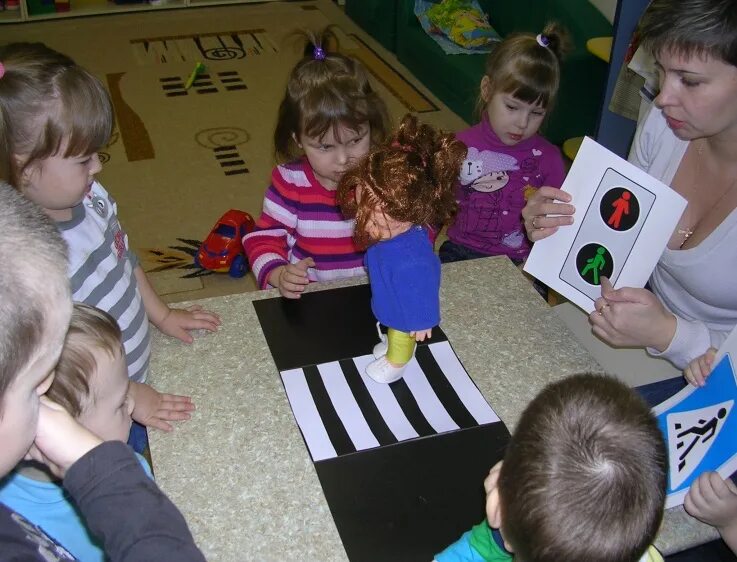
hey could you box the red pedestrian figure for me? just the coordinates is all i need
[608,191,631,229]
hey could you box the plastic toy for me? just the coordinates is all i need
[195,209,255,278]
[184,61,206,90]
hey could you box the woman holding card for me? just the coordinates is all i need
[522,0,737,373]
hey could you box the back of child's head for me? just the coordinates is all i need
[498,373,667,562]
[477,22,572,117]
[337,113,465,247]
[0,42,113,188]
[46,303,123,417]
[0,181,69,402]
[273,27,390,162]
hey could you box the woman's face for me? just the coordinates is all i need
[654,49,737,141]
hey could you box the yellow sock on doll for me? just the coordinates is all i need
[386,328,416,365]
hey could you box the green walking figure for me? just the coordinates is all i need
[580,246,607,285]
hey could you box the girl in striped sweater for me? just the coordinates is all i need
[243,28,390,298]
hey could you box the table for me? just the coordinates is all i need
[148,257,718,560]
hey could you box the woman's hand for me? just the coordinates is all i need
[521,186,575,242]
[589,277,677,351]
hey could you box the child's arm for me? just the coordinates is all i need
[685,471,737,554]
[134,265,221,343]
[684,347,718,387]
[243,167,312,297]
[129,381,195,432]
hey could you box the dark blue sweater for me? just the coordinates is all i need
[366,226,440,332]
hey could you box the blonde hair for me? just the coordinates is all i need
[0,42,113,187]
[273,27,390,162]
[47,303,123,417]
[0,182,69,407]
[476,22,572,118]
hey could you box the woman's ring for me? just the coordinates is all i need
[597,303,610,316]
[532,216,540,229]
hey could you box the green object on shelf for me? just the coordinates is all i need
[27,0,56,14]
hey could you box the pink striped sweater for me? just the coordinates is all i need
[243,158,366,289]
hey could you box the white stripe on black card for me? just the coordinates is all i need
[280,341,500,461]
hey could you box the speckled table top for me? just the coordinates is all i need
[148,257,717,560]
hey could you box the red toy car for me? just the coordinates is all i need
[195,209,255,278]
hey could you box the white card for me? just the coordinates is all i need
[524,137,687,313]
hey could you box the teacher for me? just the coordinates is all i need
[521,0,737,375]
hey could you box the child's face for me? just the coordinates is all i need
[0,298,71,476]
[298,122,371,191]
[20,149,102,222]
[485,91,546,146]
[77,347,134,443]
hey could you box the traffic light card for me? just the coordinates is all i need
[524,137,687,313]
[653,325,737,508]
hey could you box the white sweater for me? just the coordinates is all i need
[629,105,737,368]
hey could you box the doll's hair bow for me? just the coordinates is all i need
[391,140,426,166]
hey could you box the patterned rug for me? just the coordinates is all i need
[2,0,466,301]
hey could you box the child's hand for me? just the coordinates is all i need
[685,348,718,387]
[685,471,737,531]
[157,304,221,343]
[26,397,103,478]
[410,328,433,342]
[270,258,315,299]
[130,382,195,432]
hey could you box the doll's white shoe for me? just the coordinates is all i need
[366,356,407,384]
[373,321,388,358]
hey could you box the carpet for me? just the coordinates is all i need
[2,0,466,301]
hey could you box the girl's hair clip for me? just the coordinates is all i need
[536,34,550,48]
[0,62,5,79]
[313,46,326,61]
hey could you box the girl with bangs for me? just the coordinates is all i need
[243,28,390,298]
[439,23,569,268]
[0,42,218,442]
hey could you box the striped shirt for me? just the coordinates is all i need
[243,158,365,289]
[58,182,151,382]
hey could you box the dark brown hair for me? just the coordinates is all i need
[476,22,572,118]
[47,303,123,417]
[337,113,465,248]
[639,0,737,67]
[273,27,390,162]
[498,373,667,562]
[0,42,114,188]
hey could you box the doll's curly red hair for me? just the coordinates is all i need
[338,113,466,248]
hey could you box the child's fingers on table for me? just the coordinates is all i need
[160,396,196,411]
[147,418,174,432]
[159,408,192,422]
[160,393,193,404]
[186,305,222,324]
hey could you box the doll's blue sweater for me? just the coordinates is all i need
[366,225,440,333]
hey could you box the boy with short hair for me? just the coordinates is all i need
[436,374,668,562]
[0,303,154,562]
[0,182,204,560]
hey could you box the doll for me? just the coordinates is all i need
[338,113,466,383]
